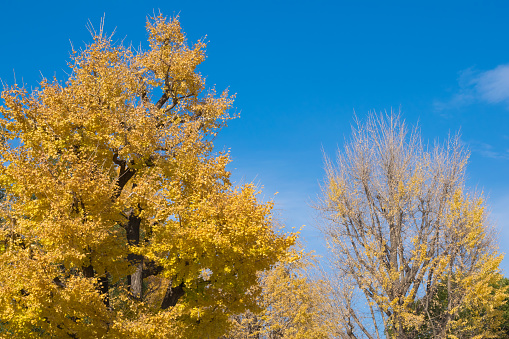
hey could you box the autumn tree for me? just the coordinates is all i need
[400,276,509,339]
[316,113,507,339]
[0,15,295,338]
[223,249,331,339]
[496,277,509,336]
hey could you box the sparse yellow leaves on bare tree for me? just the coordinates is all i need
[316,113,507,339]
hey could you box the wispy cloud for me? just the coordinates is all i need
[468,140,509,160]
[476,64,509,104]
[434,64,509,111]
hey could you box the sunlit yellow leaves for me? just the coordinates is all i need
[224,251,329,339]
[0,248,111,338]
[0,14,294,338]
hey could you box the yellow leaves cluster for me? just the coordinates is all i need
[224,250,329,339]
[143,15,206,96]
[0,248,111,338]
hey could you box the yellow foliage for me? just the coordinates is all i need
[223,250,329,339]
[0,14,295,338]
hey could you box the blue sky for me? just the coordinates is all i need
[1,1,508,272]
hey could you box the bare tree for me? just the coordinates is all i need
[315,113,506,339]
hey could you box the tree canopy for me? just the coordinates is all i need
[0,15,295,338]
[316,114,507,339]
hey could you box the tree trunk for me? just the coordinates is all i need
[97,275,110,307]
[126,211,143,299]
[82,264,110,307]
[129,261,143,299]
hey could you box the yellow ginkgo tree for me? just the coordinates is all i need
[0,15,295,338]
[223,250,331,339]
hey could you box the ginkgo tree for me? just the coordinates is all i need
[0,15,295,338]
[223,249,331,339]
[316,114,507,339]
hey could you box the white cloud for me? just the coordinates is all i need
[468,141,509,160]
[474,64,509,104]
[435,64,509,111]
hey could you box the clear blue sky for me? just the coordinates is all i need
[1,1,508,272]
